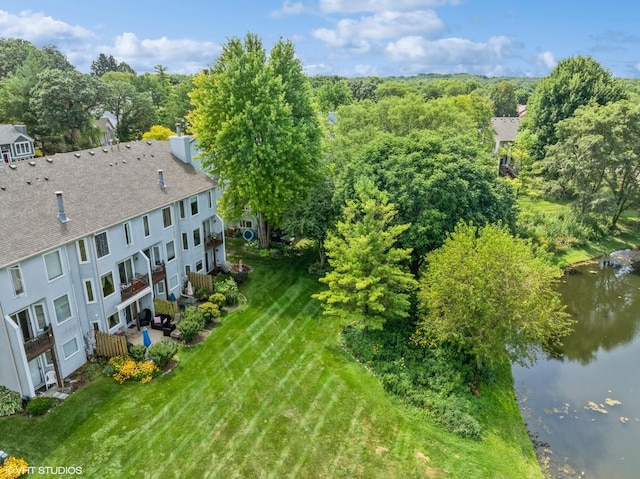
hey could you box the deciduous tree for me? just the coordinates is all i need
[189,33,321,248]
[414,222,573,372]
[313,178,416,330]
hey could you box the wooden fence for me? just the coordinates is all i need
[188,271,213,293]
[95,331,128,358]
[154,298,178,317]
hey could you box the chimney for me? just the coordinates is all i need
[158,170,166,188]
[55,191,69,223]
[15,124,27,136]
[175,123,181,137]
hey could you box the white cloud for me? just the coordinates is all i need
[354,64,378,76]
[0,9,94,44]
[384,35,515,74]
[103,32,220,74]
[271,1,305,18]
[319,0,459,13]
[312,10,443,51]
[537,51,556,70]
[304,63,333,75]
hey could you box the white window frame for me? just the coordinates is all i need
[44,250,64,281]
[95,231,110,258]
[83,279,96,303]
[143,215,150,237]
[179,200,186,219]
[33,303,47,331]
[9,264,25,296]
[208,191,213,209]
[190,195,199,216]
[162,207,172,228]
[182,232,189,250]
[196,260,203,272]
[53,294,72,325]
[166,241,176,262]
[124,222,133,246]
[77,239,89,263]
[101,272,115,298]
[62,337,80,359]
[193,227,201,247]
[155,281,166,296]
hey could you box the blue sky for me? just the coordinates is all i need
[1,1,639,78]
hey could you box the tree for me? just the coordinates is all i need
[525,55,626,161]
[486,80,517,117]
[189,33,322,248]
[544,100,640,230]
[414,222,573,372]
[315,78,353,112]
[313,178,416,330]
[348,78,378,102]
[142,125,175,141]
[0,38,37,80]
[102,78,156,141]
[90,53,119,77]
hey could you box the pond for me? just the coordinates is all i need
[512,249,640,479]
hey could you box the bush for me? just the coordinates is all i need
[128,344,147,362]
[181,306,205,329]
[198,302,221,323]
[147,340,179,368]
[109,356,159,384]
[0,456,29,478]
[208,293,227,309]
[177,319,201,343]
[0,385,23,417]
[215,277,239,306]
[25,396,57,416]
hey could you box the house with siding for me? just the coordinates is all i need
[0,124,36,163]
[0,135,226,398]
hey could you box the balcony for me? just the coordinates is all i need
[151,262,166,285]
[205,233,224,250]
[24,329,54,362]
[120,274,150,301]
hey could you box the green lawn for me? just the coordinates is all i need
[0,252,541,478]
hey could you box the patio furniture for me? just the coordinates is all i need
[45,370,57,390]
[139,308,152,327]
[151,314,176,336]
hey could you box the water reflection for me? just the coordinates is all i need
[512,250,640,479]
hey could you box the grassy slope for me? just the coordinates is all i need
[0,253,540,478]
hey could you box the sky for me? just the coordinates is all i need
[1,1,639,79]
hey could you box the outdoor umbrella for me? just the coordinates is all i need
[142,327,152,347]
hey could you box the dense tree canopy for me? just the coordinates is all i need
[189,33,322,247]
[486,80,518,117]
[525,55,626,161]
[415,222,573,372]
[314,178,416,330]
[544,100,640,229]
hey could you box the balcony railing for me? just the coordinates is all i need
[151,262,166,285]
[120,274,150,301]
[24,329,54,361]
[205,233,224,250]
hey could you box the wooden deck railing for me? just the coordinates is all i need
[205,233,224,250]
[120,274,150,301]
[24,329,54,361]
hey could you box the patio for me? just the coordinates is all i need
[124,325,174,346]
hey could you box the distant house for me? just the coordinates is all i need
[0,137,226,398]
[96,114,117,147]
[0,124,36,163]
[490,117,521,177]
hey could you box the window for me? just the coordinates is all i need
[77,239,89,263]
[185,265,191,276]
[62,337,79,359]
[34,303,47,330]
[155,281,165,296]
[166,241,175,262]
[15,141,31,155]
[179,200,186,219]
[240,219,253,229]
[44,250,63,281]
[190,196,199,216]
[107,313,119,330]
[208,191,213,209]
[101,272,115,298]
[196,260,203,272]
[193,228,201,247]
[124,222,132,246]
[84,279,96,303]
[95,231,109,258]
[182,232,189,250]
[117,259,134,284]
[9,265,25,296]
[53,295,72,325]
[162,207,172,228]
[143,215,150,237]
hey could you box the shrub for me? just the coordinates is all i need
[198,302,221,323]
[0,385,23,417]
[128,344,147,362]
[215,277,239,306]
[208,293,227,309]
[147,340,179,368]
[0,456,29,478]
[108,356,159,384]
[181,306,205,329]
[25,396,57,416]
[177,319,201,343]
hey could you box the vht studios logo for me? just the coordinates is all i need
[4,465,83,475]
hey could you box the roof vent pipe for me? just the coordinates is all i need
[158,169,166,188]
[175,123,181,137]
[55,191,69,223]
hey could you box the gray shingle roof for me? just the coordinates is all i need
[0,125,34,146]
[0,140,216,268]
[491,117,521,143]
